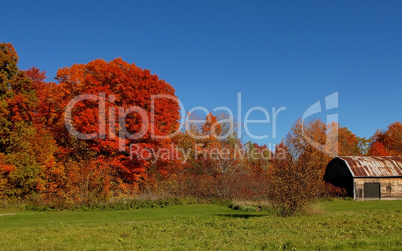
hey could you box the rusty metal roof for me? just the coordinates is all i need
[337,156,402,177]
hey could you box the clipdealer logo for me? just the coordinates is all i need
[64,91,339,159]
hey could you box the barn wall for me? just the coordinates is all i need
[354,178,402,200]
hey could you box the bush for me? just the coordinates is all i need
[268,144,323,216]
[321,182,347,198]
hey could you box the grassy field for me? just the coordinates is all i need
[0,199,401,250]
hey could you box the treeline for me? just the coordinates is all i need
[0,42,401,214]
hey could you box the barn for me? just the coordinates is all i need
[324,156,402,200]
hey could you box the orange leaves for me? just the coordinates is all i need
[202,112,222,137]
[0,153,15,174]
[1,44,183,200]
[26,67,58,129]
[53,58,181,188]
[369,122,402,156]
[369,142,389,156]
[2,42,401,205]
[243,142,272,174]
[338,126,360,156]
[269,139,324,216]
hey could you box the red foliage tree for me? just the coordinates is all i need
[369,142,389,156]
[338,126,360,156]
[53,58,181,191]
[25,67,58,130]
[369,122,402,156]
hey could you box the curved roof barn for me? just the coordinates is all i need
[337,156,402,177]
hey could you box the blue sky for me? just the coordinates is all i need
[1,0,401,147]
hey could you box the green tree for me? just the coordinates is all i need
[0,42,44,199]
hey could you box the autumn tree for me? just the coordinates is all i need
[0,42,49,199]
[369,122,402,156]
[243,142,271,174]
[338,126,361,156]
[175,112,240,176]
[25,66,58,130]
[368,142,389,156]
[171,111,272,199]
[285,119,333,181]
[267,119,337,215]
[52,58,181,192]
[269,143,305,215]
[0,43,38,151]
[285,120,365,177]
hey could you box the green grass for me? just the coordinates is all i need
[0,199,401,250]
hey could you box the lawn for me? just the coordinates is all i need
[0,199,401,250]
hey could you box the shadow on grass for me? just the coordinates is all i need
[215,214,266,219]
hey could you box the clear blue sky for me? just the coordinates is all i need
[1,0,401,147]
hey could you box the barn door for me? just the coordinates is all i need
[364,183,380,199]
